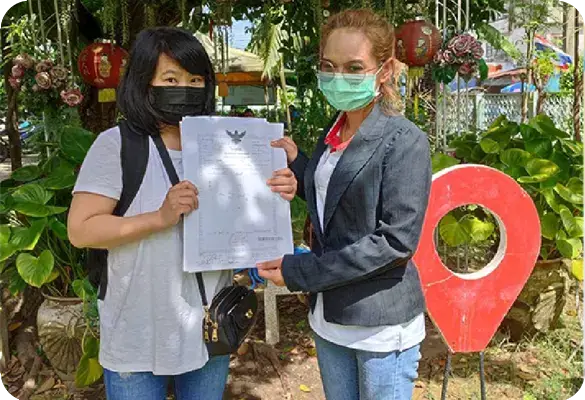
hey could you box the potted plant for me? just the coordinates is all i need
[0,121,95,380]
[433,114,583,339]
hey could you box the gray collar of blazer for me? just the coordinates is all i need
[358,102,388,141]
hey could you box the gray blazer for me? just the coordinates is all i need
[282,103,432,327]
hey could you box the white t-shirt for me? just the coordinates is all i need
[74,127,232,375]
[309,136,425,352]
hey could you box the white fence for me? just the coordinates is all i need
[442,93,578,136]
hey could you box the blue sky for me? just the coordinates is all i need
[230,19,252,50]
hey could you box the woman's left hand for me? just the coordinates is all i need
[257,258,285,286]
[267,168,297,201]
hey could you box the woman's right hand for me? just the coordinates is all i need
[158,180,199,228]
[271,137,298,165]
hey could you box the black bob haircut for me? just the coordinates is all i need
[117,27,216,136]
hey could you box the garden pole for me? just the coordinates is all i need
[573,9,581,142]
[479,351,487,400]
[37,0,46,50]
[440,352,452,400]
[53,0,65,65]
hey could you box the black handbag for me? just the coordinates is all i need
[153,134,258,356]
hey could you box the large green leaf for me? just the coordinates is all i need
[83,336,100,358]
[59,127,95,164]
[525,138,553,158]
[7,266,27,295]
[11,165,40,182]
[481,125,512,147]
[529,114,570,139]
[13,203,67,218]
[525,159,560,179]
[478,58,489,81]
[540,212,559,240]
[542,188,561,213]
[9,219,47,251]
[503,166,526,179]
[16,250,55,288]
[48,218,68,240]
[72,278,97,301]
[75,354,103,388]
[459,215,495,243]
[560,139,584,157]
[555,181,583,205]
[475,21,522,61]
[479,138,500,154]
[500,148,532,167]
[439,214,469,247]
[12,184,54,205]
[574,218,584,238]
[431,153,460,173]
[520,124,539,142]
[557,238,583,259]
[0,225,10,243]
[559,205,582,238]
[488,114,508,130]
[0,243,16,262]
[470,146,486,163]
[549,150,571,182]
[41,173,77,190]
[455,144,474,160]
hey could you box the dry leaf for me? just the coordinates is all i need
[306,347,317,357]
[237,342,249,356]
[566,309,578,317]
[8,322,22,332]
[300,384,311,393]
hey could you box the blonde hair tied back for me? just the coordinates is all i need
[321,9,404,115]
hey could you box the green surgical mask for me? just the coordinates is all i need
[318,67,382,111]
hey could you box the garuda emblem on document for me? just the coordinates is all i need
[226,130,246,144]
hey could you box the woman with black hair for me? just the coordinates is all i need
[67,27,297,400]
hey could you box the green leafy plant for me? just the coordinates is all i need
[437,114,583,264]
[0,125,95,297]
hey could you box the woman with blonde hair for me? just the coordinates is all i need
[258,9,432,400]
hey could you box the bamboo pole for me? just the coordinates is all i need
[37,0,46,47]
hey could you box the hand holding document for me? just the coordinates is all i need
[181,116,294,273]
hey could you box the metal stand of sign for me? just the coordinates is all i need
[441,351,487,400]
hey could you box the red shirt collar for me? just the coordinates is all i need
[324,113,352,153]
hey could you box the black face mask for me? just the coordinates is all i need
[150,86,207,126]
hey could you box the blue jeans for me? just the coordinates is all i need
[314,334,421,400]
[103,355,230,400]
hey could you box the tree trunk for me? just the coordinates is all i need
[562,2,569,53]
[521,31,535,123]
[573,10,581,142]
[1,26,22,170]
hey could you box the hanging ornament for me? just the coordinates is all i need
[395,18,440,120]
[395,18,441,81]
[78,41,129,102]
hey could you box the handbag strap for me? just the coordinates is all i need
[152,134,209,307]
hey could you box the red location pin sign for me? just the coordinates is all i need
[413,165,541,353]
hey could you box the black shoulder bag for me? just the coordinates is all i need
[152,134,258,356]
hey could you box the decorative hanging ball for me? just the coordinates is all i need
[78,40,129,102]
[395,18,441,80]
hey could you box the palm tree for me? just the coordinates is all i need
[248,5,301,129]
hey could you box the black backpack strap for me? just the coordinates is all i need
[152,134,208,307]
[92,121,150,301]
[114,120,150,216]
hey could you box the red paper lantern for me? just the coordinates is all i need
[78,41,129,89]
[395,19,441,71]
